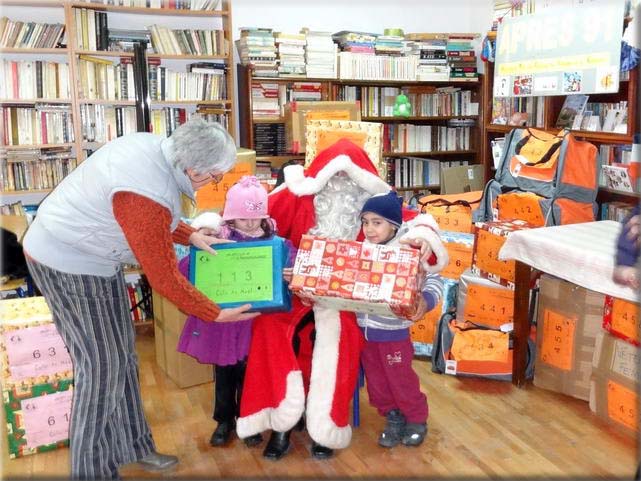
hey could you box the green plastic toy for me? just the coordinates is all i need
[393,93,412,117]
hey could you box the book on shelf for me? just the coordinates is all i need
[555,94,589,129]
[602,164,634,193]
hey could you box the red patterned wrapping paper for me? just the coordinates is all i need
[290,235,421,318]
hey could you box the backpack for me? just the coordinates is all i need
[417,191,483,233]
[474,127,598,226]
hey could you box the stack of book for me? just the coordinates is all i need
[289,82,322,102]
[446,34,478,81]
[374,34,404,56]
[251,81,280,118]
[253,123,287,156]
[0,147,77,191]
[302,30,337,78]
[274,32,307,76]
[405,33,450,81]
[236,28,278,77]
[332,30,377,54]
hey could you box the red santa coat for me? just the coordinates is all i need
[237,140,447,448]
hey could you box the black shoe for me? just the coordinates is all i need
[294,416,305,431]
[210,421,235,447]
[243,433,263,448]
[310,441,334,460]
[262,430,291,460]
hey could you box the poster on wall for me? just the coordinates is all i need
[494,0,625,98]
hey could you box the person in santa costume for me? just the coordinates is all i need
[237,139,448,460]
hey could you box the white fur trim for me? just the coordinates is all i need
[236,371,305,438]
[400,214,449,274]
[190,211,223,232]
[305,305,352,449]
[284,155,389,197]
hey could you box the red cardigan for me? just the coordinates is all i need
[112,191,220,321]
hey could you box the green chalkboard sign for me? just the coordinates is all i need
[189,238,290,312]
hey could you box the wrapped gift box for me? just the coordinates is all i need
[4,379,73,458]
[0,297,73,389]
[411,279,458,357]
[534,274,604,401]
[602,295,640,346]
[440,231,474,281]
[189,237,291,313]
[457,268,514,329]
[589,331,639,437]
[471,219,534,289]
[291,235,421,318]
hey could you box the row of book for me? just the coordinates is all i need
[597,143,639,194]
[385,156,443,189]
[0,17,65,49]
[253,123,286,156]
[600,201,637,222]
[0,200,26,215]
[0,60,71,101]
[0,147,77,192]
[491,96,545,127]
[1,105,74,146]
[79,0,221,9]
[335,85,479,117]
[251,81,323,118]
[149,106,228,137]
[78,56,136,100]
[555,95,629,134]
[148,25,228,56]
[80,104,137,143]
[383,124,472,154]
[124,275,154,325]
[337,52,418,81]
[148,63,227,101]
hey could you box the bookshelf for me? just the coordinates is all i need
[237,64,485,194]
[482,32,639,215]
[1,0,236,202]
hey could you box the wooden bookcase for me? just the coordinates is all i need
[0,0,236,203]
[482,31,640,209]
[237,64,485,195]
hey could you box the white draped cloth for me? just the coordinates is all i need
[499,220,638,303]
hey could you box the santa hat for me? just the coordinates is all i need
[278,139,390,196]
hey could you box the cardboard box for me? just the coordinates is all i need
[304,119,385,177]
[533,274,604,401]
[152,292,212,389]
[0,297,73,389]
[602,295,640,346]
[440,164,485,194]
[411,279,458,357]
[589,331,639,437]
[291,235,421,318]
[457,268,513,329]
[471,219,533,289]
[195,148,256,213]
[3,379,73,459]
[284,101,361,154]
[440,231,474,280]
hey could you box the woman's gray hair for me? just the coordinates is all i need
[170,116,237,175]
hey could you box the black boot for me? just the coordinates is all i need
[210,421,235,447]
[243,433,263,448]
[262,430,292,460]
[310,441,334,460]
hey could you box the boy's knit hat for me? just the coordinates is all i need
[359,191,403,227]
[222,175,269,220]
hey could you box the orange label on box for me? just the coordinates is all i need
[607,380,638,431]
[540,309,576,371]
[474,229,514,282]
[450,329,509,362]
[410,301,442,344]
[441,242,473,279]
[463,284,514,328]
[196,161,254,211]
[316,130,368,153]
[429,208,473,233]
[497,192,546,227]
[611,298,640,344]
[305,110,353,121]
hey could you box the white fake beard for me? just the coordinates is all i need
[308,173,371,240]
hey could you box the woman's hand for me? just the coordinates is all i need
[399,237,433,263]
[625,215,640,248]
[215,304,260,322]
[189,229,234,255]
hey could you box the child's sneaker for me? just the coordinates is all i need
[401,423,427,447]
[378,409,406,448]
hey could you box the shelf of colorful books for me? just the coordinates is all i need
[1,143,75,150]
[384,150,478,157]
[77,99,136,105]
[362,115,479,122]
[336,79,479,86]
[69,2,228,16]
[151,100,231,106]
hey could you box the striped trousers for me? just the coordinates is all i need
[27,258,155,479]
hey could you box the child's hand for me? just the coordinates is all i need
[409,296,428,321]
[215,304,260,322]
[399,237,433,263]
[282,267,293,284]
[613,265,639,289]
[189,230,234,255]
